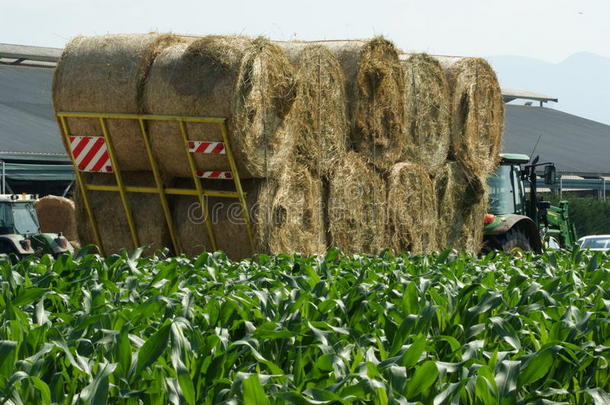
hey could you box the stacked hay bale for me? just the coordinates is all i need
[34,195,78,245]
[432,56,503,251]
[298,38,403,254]
[53,33,181,254]
[434,162,487,251]
[383,53,452,254]
[143,35,326,259]
[53,33,504,258]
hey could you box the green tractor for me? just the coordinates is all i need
[0,194,73,261]
[483,153,577,253]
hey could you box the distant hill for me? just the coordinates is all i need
[487,52,610,125]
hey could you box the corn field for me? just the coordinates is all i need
[0,248,609,404]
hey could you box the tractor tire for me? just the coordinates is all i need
[498,228,533,253]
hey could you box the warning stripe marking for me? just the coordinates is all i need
[196,171,233,179]
[69,136,113,173]
[188,141,226,155]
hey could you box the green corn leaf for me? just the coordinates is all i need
[518,348,555,387]
[242,374,271,405]
[135,321,171,375]
[405,360,438,399]
[400,335,426,368]
[12,287,47,307]
[30,376,52,405]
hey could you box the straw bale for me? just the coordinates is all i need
[327,151,387,254]
[73,172,170,255]
[283,38,406,170]
[34,195,78,242]
[276,43,349,177]
[435,56,504,176]
[434,161,488,252]
[400,53,451,172]
[143,36,297,179]
[171,164,325,259]
[387,162,437,254]
[53,33,183,171]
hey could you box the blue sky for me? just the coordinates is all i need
[1,0,608,62]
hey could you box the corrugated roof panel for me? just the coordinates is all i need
[502,105,610,175]
[0,64,67,162]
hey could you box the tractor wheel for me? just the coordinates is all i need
[498,228,532,253]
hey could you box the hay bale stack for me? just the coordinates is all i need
[143,36,297,179]
[327,152,386,254]
[34,195,78,242]
[259,165,326,255]
[435,56,504,177]
[295,38,406,170]
[171,164,325,260]
[400,53,451,172]
[53,33,182,171]
[353,38,406,170]
[387,162,437,254]
[276,43,349,177]
[434,162,488,252]
[74,172,170,255]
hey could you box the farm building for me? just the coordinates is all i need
[1,43,609,199]
[0,43,73,196]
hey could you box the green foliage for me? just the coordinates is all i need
[0,248,609,404]
[549,196,610,237]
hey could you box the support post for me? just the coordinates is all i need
[57,115,104,255]
[177,120,218,251]
[98,118,140,249]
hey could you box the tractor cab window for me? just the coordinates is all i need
[0,204,12,233]
[487,165,516,214]
[11,203,40,234]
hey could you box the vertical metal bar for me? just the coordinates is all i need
[177,120,217,251]
[98,118,140,249]
[1,160,5,194]
[137,119,182,255]
[219,121,255,251]
[57,115,105,255]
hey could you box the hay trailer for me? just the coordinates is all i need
[56,112,255,257]
[0,194,73,260]
[483,153,577,252]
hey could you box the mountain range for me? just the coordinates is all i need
[487,52,610,125]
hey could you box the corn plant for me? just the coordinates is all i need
[0,247,608,404]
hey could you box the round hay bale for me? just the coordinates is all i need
[352,38,406,170]
[400,53,451,172]
[74,172,171,255]
[143,35,297,179]
[34,195,78,242]
[434,161,488,252]
[282,38,406,170]
[435,56,504,176]
[171,164,325,259]
[327,151,387,254]
[53,33,183,171]
[275,43,349,177]
[387,162,437,254]
[170,178,267,260]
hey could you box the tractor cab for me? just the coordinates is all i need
[487,154,529,217]
[484,154,574,252]
[0,194,73,260]
[0,196,41,235]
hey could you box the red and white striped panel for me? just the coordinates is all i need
[69,136,113,173]
[196,171,233,179]
[188,141,226,155]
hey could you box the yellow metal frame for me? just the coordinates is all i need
[56,112,255,256]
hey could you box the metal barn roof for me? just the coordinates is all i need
[0,64,66,163]
[502,105,610,176]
